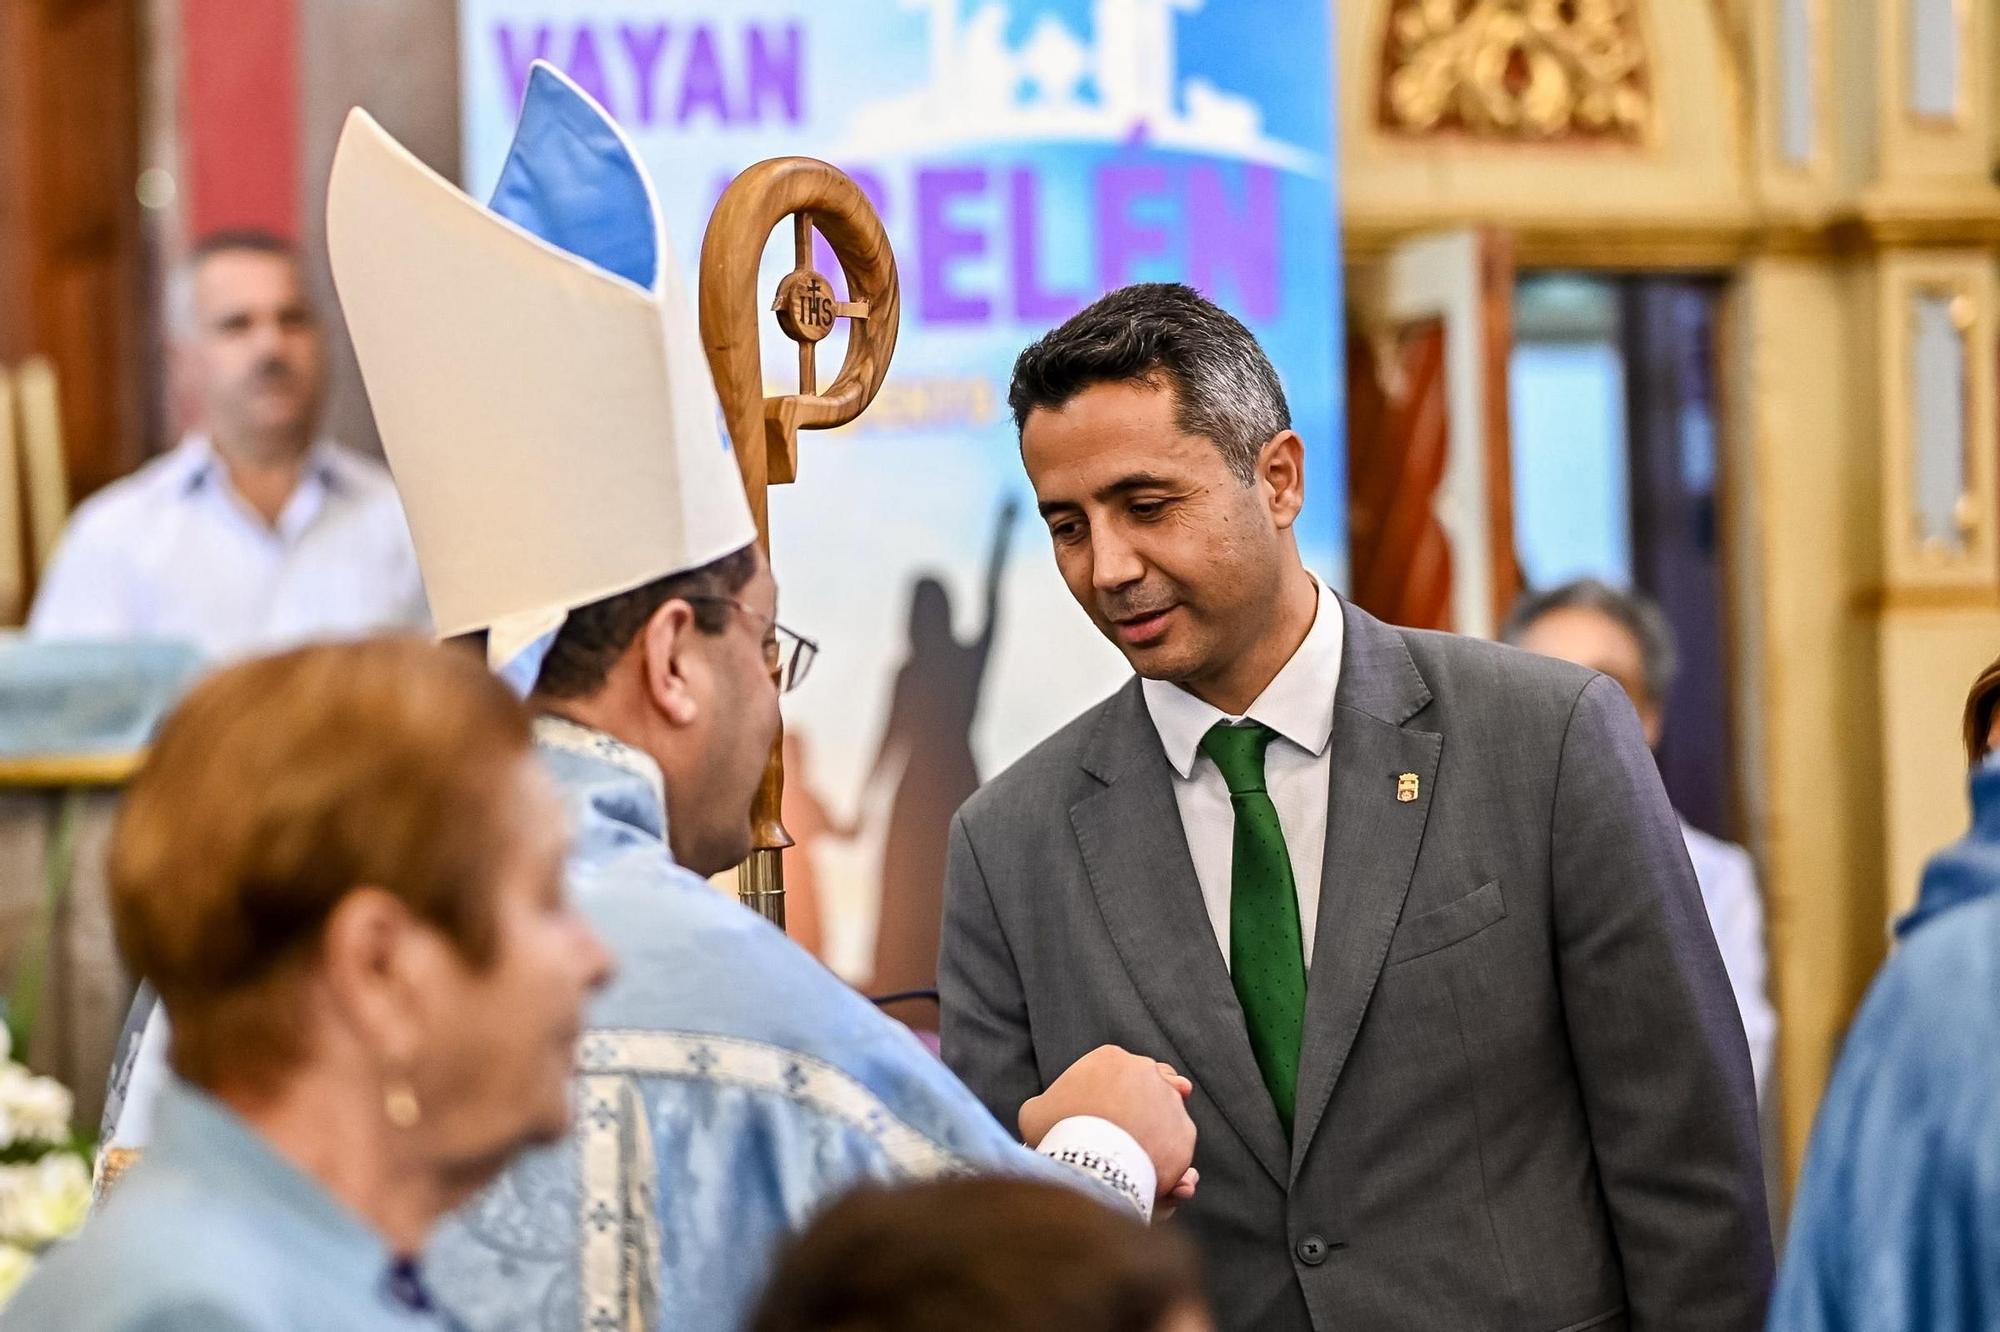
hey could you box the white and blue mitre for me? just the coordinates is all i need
[327,60,755,687]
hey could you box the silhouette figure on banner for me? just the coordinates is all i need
[780,729,842,963]
[854,497,1020,1029]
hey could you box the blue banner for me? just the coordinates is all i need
[460,0,1343,989]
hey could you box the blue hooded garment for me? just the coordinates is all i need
[1770,758,2000,1329]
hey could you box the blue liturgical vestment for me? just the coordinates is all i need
[423,720,1122,1331]
[4,1080,455,1331]
[1770,758,2000,1330]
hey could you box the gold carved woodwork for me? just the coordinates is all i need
[1378,0,1652,142]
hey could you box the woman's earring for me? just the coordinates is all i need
[384,1078,422,1130]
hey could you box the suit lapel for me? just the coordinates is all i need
[1289,602,1440,1181]
[1069,682,1291,1186]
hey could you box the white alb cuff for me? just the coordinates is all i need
[1035,1115,1157,1221]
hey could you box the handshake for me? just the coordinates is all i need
[1019,1045,1202,1211]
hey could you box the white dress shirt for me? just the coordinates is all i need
[1142,577,1343,968]
[1680,821,1777,1103]
[29,434,429,662]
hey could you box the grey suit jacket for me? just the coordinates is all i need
[940,598,1771,1331]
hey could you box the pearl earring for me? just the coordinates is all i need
[384,1080,422,1130]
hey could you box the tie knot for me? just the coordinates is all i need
[1201,721,1277,795]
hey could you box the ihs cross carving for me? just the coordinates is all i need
[771,212,871,398]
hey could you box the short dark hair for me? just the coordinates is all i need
[749,1177,1205,1332]
[533,543,759,699]
[1501,578,1679,704]
[188,228,298,266]
[1008,282,1290,482]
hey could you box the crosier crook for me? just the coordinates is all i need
[697,159,902,926]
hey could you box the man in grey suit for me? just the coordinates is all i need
[940,284,1771,1330]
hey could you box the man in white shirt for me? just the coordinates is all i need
[1502,578,1777,1101]
[29,231,426,660]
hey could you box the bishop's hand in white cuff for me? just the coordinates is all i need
[1035,1115,1157,1222]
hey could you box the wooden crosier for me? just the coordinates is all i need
[698,158,900,926]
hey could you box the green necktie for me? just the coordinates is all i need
[1201,721,1307,1136]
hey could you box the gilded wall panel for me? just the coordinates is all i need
[1877,252,1998,590]
[1342,0,1751,243]
[1377,0,1652,143]
[1876,0,1993,186]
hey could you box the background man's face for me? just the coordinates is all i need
[1022,379,1287,691]
[1514,605,1663,747]
[188,250,325,449]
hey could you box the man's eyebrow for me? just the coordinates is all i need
[1094,473,1177,500]
[1037,473,1180,519]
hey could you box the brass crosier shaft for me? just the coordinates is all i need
[697,158,900,927]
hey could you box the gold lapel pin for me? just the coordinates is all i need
[1396,773,1420,803]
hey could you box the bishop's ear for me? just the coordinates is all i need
[639,597,702,727]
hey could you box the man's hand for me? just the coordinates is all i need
[1158,1167,1199,1221]
[1020,1045,1197,1197]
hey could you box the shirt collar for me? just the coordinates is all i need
[533,713,669,824]
[302,439,351,491]
[148,1077,405,1303]
[1141,576,1344,779]
[175,434,345,496]
[163,435,220,495]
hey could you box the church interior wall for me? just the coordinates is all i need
[294,0,459,465]
[1722,253,1887,1188]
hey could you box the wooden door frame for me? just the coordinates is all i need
[0,0,152,504]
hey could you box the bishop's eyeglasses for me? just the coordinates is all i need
[684,595,819,693]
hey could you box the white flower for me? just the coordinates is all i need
[0,1156,89,1248]
[0,1067,72,1147]
[0,1243,32,1307]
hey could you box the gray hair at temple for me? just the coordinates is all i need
[1006,282,1290,484]
[165,229,305,338]
[1501,578,1680,705]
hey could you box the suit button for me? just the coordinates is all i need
[1296,1235,1329,1266]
